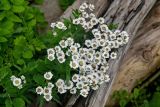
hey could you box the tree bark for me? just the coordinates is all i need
[106,1,160,106]
[61,0,157,107]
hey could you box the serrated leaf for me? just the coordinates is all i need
[33,74,45,86]
[0,37,7,42]
[23,50,33,59]
[5,99,12,107]
[0,0,11,10]
[12,5,25,13]
[13,98,25,107]
[10,0,25,5]
[7,12,22,22]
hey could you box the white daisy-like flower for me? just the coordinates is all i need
[47,54,55,61]
[89,4,95,11]
[80,76,87,83]
[17,84,23,89]
[70,45,78,53]
[20,75,25,80]
[58,87,66,94]
[36,86,44,95]
[90,13,96,18]
[110,52,117,59]
[92,85,99,90]
[82,84,90,91]
[73,19,80,25]
[82,12,89,18]
[53,32,57,36]
[56,79,65,87]
[98,17,105,24]
[54,46,61,52]
[70,61,79,69]
[44,94,53,101]
[72,74,79,83]
[48,82,54,89]
[47,48,55,55]
[78,59,86,68]
[85,40,92,47]
[50,23,56,28]
[94,32,101,39]
[90,17,98,26]
[57,57,66,63]
[59,40,68,48]
[76,81,84,89]
[44,72,53,80]
[91,41,98,49]
[80,89,88,97]
[13,78,22,87]
[78,17,85,25]
[100,24,108,32]
[70,87,77,94]
[10,75,16,81]
[56,22,66,30]
[116,37,124,46]
[102,51,109,59]
[43,87,52,95]
[72,54,79,61]
[82,2,88,8]
[65,80,74,89]
[99,39,106,47]
[109,34,116,40]
[104,74,110,82]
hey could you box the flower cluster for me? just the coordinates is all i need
[46,2,129,98]
[36,72,54,101]
[10,75,26,89]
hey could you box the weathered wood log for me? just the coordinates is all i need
[62,0,157,107]
[106,1,160,106]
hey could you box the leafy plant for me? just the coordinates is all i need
[59,0,75,10]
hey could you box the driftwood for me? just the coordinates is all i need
[106,2,160,106]
[61,0,157,107]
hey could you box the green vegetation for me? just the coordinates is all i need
[59,0,75,10]
[113,71,160,107]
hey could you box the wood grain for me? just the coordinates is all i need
[106,2,160,106]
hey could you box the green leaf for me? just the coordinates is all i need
[10,0,25,5]
[7,12,22,22]
[17,59,24,65]
[133,88,139,99]
[0,12,5,21]
[120,99,127,107]
[0,0,11,10]
[0,37,7,42]
[149,92,160,107]
[12,5,25,13]
[28,19,36,27]
[5,99,12,107]
[33,74,45,86]
[0,67,10,82]
[13,98,25,107]
[14,36,26,46]
[23,50,33,59]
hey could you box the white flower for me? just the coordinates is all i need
[56,79,65,87]
[66,37,74,46]
[90,17,98,26]
[58,87,66,94]
[116,37,123,46]
[78,59,86,68]
[43,87,52,95]
[109,34,116,40]
[82,12,89,18]
[57,57,66,63]
[102,51,109,59]
[70,45,78,53]
[89,4,95,11]
[90,13,96,18]
[73,19,80,25]
[44,72,53,80]
[47,54,55,61]
[110,52,117,59]
[80,76,87,83]
[76,81,84,89]
[65,80,74,89]
[20,75,25,80]
[82,2,88,8]
[104,74,110,82]
[82,84,90,91]
[70,61,79,69]
[13,78,22,87]
[17,84,23,89]
[59,40,68,48]
[44,94,53,101]
[79,17,85,25]
[72,74,79,82]
[47,48,55,55]
[53,32,57,36]
[56,22,66,29]
[98,17,105,24]
[48,82,54,89]
[85,40,91,47]
[50,23,56,28]
[92,29,99,35]
[80,89,88,97]
[70,87,77,94]
[54,46,61,52]
[72,55,79,61]
[92,85,99,90]
[10,75,16,81]
[100,24,108,32]
[36,86,44,95]
[99,39,106,47]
